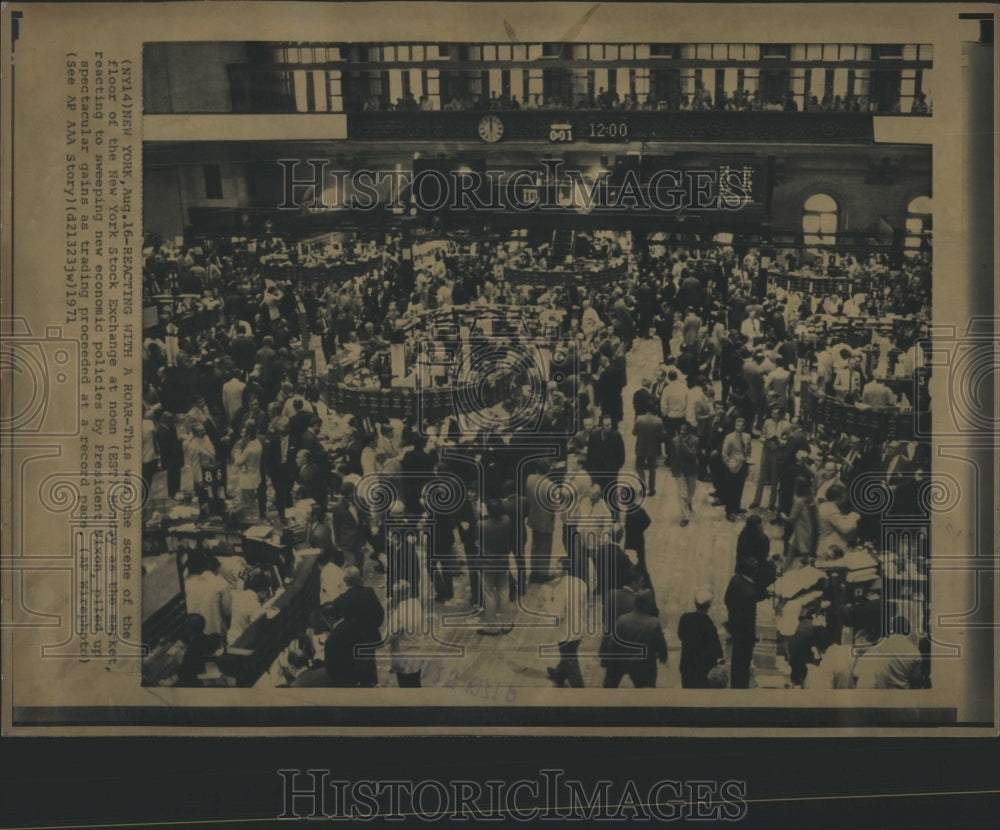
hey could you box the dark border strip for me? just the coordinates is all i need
[13,705,959,728]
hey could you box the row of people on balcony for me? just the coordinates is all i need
[350,85,929,114]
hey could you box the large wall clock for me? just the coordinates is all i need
[477,114,504,143]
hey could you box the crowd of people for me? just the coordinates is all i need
[346,81,929,115]
[142,225,932,691]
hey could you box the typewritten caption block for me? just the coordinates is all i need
[57,50,142,667]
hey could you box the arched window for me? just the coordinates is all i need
[905,195,932,251]
[802,193,838,245]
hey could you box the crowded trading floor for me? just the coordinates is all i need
[139,226,932,692]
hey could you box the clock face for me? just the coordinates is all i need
[477,114,504,143]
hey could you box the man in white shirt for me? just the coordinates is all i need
[359,432,378,478]
[817,484,860,558]
[231,424,263,509]
[833,355,864,400]
[803,638,856,689]
[221,372,247,429]
[825,341,847,367]
[546,554,591,688]
[319,549,348,605]
[581,300,603,338]
[659,370,689,461]
[764,362,793,414]
[685,379,712,429]
[894,343,918,377]
[854,616,924,689]
[184,554,232,639]
[227,570,269,645]
[375,420,402,468]
[815,344,836,393]
[681,308,702,351]
[740,310,763,344]
[282,389,314,420]
[671,255,687,287]
[861,377,897,409]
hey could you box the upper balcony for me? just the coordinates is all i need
[144,41,934,119]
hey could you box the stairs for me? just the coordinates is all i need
[551,229,575,264]
[752,608,791,688]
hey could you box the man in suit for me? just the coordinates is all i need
[725,554,765,689]
[343,427,368,477]
[455,483,483,609]
[681,307,703,353]
[294,449,328,518]
[678,274,706,315]
[741,352,767,432]
[585,414,626,479]
[654,303,674,363]
[595,354,626,429]
[525,461,556,583]
[634,281,657,338]
[721,416,752,522]
[599,589,668,688]
[624,499,652,576]
[632,408,664,496]
[632,378,655,417]
[261,417,294,523]
[671,421,701,526]
[428,503,461,603]
[750,406,790,512]
[331,481,368,572]
[400,435,436,513]
[295,416,327,468]
[650,367,668,415]
[321,566,385,687]
[764,361,793,416]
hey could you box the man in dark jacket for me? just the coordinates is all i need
[321,566,385,687]
[400,435,436,513]
[585,414,626,478]
[600,590,668,688]
[632,408,664,496]
[724,553,768,688]
[294,449,328,518]
[654,302,675,363]
[677,589,725,688]
[632,378,655,417]
[635,281,657,337]
[331,482,369,571]
[261,418,294,523]
[595,355,626,429]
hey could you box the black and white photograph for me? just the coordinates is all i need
[139,35,943,706]
[1,2,995,736]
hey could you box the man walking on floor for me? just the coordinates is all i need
[670,420,700,527]
[633,407,664,496]
[721,416,752,522]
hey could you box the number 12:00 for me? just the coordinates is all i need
[589,122,628,139]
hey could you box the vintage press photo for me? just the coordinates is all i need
[1,3,996,735]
